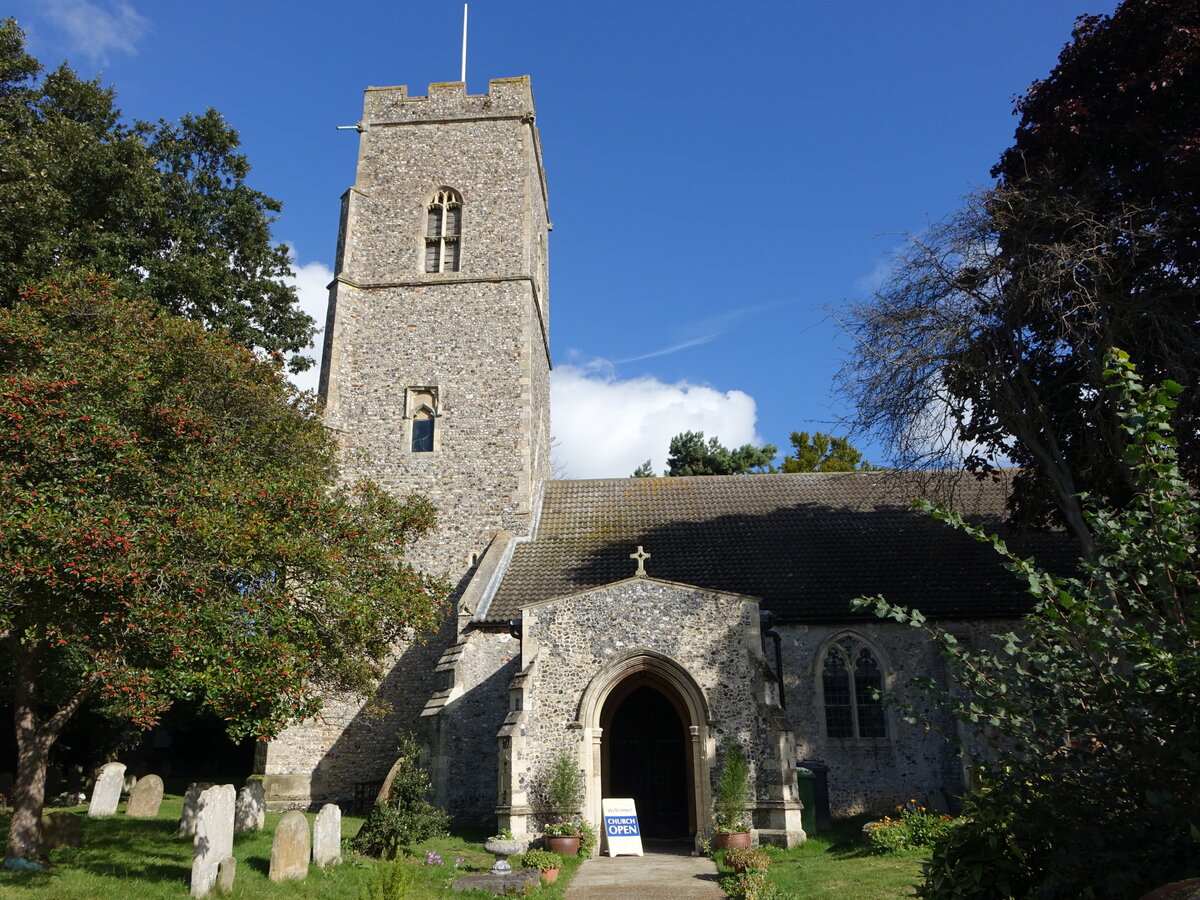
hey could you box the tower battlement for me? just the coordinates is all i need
[362,76,535,124]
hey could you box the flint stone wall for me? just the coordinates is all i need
[262,78,551,813]
[777,618,1012,816]
[518,578,770,824]
[426,630,519,822]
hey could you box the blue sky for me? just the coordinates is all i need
[11,0,1116,478]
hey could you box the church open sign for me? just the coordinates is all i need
[601,798,644,856]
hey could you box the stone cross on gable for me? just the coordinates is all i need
[630,545,651,578]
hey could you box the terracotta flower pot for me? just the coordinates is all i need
[714,831,752,851]
[540,866,560,884]
[546,835,581,856]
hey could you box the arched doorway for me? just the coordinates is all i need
[600,672,694,840]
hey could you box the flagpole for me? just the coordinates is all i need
[461,4,468,85]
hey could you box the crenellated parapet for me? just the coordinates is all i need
[362,76,536,125]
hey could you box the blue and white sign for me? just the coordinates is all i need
[601,798,644,857]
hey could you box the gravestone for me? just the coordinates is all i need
[216,856,237,893]
[178,782,215,836]
[87,762,126,817]
[39,811,83,851]
[234,779,265,832]
[269,809,310,882]
[190,784,235,898]
[375,756,407,803]
[126,774,164,818]
[312,803,341,867]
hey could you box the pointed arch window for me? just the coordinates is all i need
[822,636,886,739]
[425,188,462,273]
[406,387,440,454]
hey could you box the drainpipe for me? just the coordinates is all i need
[759,610,785,709]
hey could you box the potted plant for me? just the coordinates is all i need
[712,739,752,850]
[520,848,563,884]
[544,820,583,856]
[723,847,770,874]
[543,751,585,854]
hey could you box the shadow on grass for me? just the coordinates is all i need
[820,815,881,860]
[0,807,191,889]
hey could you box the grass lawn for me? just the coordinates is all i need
[3,800,924,900]
[0,795,580,899]
[716,817,927,900]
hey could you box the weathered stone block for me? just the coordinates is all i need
[126,774,164,818]
[312,803,341,868]
[39,811,82,851]
[190,784,235,898]
[87,762,125,817]
[269,809,310,882]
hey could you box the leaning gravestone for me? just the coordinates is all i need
[87,762,126,817]
[39,811,83,851]
[312,803,342,868]
[126,774,164,818]
[216,856,237,893]
[190,784,235,898]
[269,809,310,882]
[234,779,265,833]
[178,782,215,836]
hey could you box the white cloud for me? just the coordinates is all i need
[282,253,334,395]
[551,365,767,479]
[855,251,899,295]
[44,0,151,63]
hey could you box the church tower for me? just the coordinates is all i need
[321,77,552,574]
[260,78,551,809]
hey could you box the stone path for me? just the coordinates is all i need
[564,846,725,899]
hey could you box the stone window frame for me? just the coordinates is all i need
[424,187,463,274]
[814,631,892,743]
[404,386,441,455]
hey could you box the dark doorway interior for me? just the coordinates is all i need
[605,684,689,840]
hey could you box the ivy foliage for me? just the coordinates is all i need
[855,350,1200,898]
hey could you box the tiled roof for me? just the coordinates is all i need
[483,472,1076,624]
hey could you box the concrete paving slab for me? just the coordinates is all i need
[564,848,725,899]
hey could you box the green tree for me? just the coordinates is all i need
[780,431,874,473]
[630,460,655,478]
[0,19,312,369]
[856,351,1200,898]
[838,0,1200,553]
[0,276,449,860]
[665,431,777,476]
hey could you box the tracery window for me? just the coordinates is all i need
[821,635,886,739]
[425,188,462,273]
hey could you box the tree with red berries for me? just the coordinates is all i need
[0,276,449,860]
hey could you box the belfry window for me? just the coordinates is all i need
[425,188,462,273]
[822,636,886,739]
